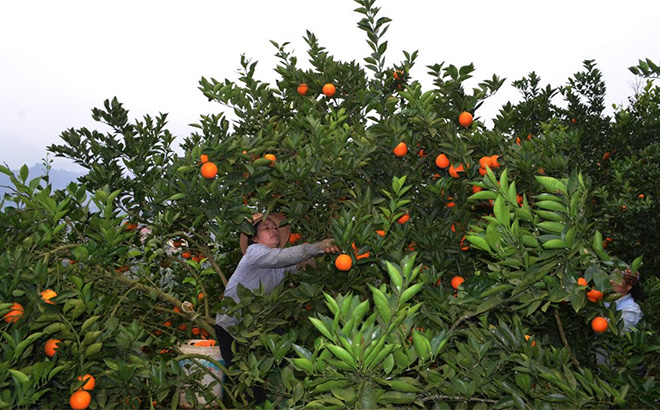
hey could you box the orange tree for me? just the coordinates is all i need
[2,0,659,408]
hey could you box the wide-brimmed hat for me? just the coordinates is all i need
[239,213,291,254]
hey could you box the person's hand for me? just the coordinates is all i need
[317,239,340,254]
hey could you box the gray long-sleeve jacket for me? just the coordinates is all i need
[215,243,323,332]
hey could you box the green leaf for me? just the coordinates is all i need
[399,282,424,305]
[310,317,334,340]
[465,235,491,252]
[370,285,391,323]
[291,357,314,374]
[385,261,403,292]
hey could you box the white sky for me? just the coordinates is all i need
[1,1,659,172]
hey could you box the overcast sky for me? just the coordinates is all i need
[1,1,659,172]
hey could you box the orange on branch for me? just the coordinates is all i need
[393,142,408,157]
[41,289,57,304]
[200,162,218,179]
[458,111,473,127]
[3,302,24,323]
[335,254,353,271]
[397,213,410,224]
[591,316,608,333]
[435,153,450,169]
[451,275,465,290]
[587,289,603,303]
[322,83,336,97]
[76,374,96,391]
[44,338,61,357]
[297,83,309,96]
[70,390,92,410]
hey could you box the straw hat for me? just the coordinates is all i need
[239,213,291,254]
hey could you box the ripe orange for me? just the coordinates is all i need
[264,153,277,166]
[602,152,610,160]
[516,137,522,146]
[197,292,205,300]
[591,316,608,333]
[297,83,309,96]
[489,155,500,168]
[200,154,209,163]
[451,275,465,289]
[448,164,465,178]
[435,153,450,169]
[322,83,336,97]
[525,334,536,347]
[178,324,188,331]
[472,185,482,194]
[587,289,603,303]
[181,252,191,259]
[393,70,403,81]
[638,193,645,198]
[289,232,302,244]
[77,374,96,391]
[458,111,473,127]
[200,162,218,179]
[376,230,385,237]
[191,327,202,336]
[479,167,488,176]
[478,156,492,169]
[3,302,24,323]
[44,338,61,357]
[41,289,57,305]
[397,213,410,224]
[123,222,138,231]
[70,390,92,410]
[393,142,408,157]
[516,194,523,206]
[173,240,182,247]
[335,254,353,271]
[577,277,588,286]
[173,306,182,313]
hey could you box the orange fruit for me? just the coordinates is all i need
[586,289,603,303]
[288,232,302,244]
[577,277,588,286]
[393,70,403,81]
[3,302,24,323]
[77,374,96,391]
[181,252,191,259]
[172,240,182,247]
[435,153,450,169]
[297,83,309,96]
[638,193,645,198]
[322,83,336,97]
[479,167,488,176]
[41,289,57,305]
[191,327,202,336]
[458,111,473,127]
[591,316,608,333]
[393,142,408,157]
[451,275,465,290]
[197,292,205,300]
[472,185,482,194]
[376,230,385,237]
[44,338,61,357]
[516,194,523,206]
[70,390,92,410]
[478,156,492,169]
[163,320,172,327]
[397,213,410,224]
[200,162,218,179]
[191,255,201,263]
[525,334,536,347]
[335,254,352,271]
[417,148,427,157]
[178,324,188,331]
[571,118,577,124]
[173,306,182,313]
[489,155,500,168]
[516,137,521,145]
[200,154,209,163]
[527,134,532,140]
[123,222,138,231]
[264,153,277,166]
[448,164,465,178]
[602,152,610,160]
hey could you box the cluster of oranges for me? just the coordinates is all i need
[577,277,604,303]
[70,374,96,409]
